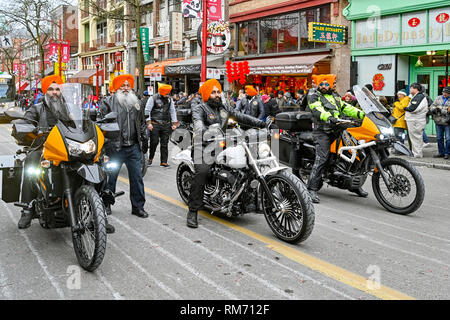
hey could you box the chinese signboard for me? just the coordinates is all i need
[250,65,315,75]
[140,27,150,62]
[12,63,19,76]
[308,22,347,44]
[355,7,450,49]
[171,12,183,51]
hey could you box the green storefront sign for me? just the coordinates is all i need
[140,27,150,63]
[308,22,347,44]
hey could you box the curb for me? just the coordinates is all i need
[408,160,450,171]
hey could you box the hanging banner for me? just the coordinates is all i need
[207,0,222,21]
[61,43,71,63]
[140,27,150,62]
[183,0,201,19]
[20,64,27,77]
[170,12,183,51]
[13,63,19,76]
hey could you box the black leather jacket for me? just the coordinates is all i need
[99,94,147,154]
[24,98,59,129]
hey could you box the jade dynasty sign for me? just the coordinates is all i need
[308,22,347,44]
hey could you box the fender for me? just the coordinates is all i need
[262,166,289,177]
[393,141,413,157]
[76,163,105,184]
[172,149,195,172]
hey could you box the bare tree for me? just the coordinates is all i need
[0,0,62,78]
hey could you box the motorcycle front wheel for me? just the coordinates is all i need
[72,185,107,272]
[372,157,425,215]
[176,163,193,204]
[261,170,315,244]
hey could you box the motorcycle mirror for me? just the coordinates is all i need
[5,110,38,125]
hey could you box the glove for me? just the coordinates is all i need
[328,117,339,124]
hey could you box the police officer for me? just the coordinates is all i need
[307,74,366,204]
[145,83,178,167]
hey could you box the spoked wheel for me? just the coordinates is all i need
[372,157,425,215]
[176,163,193,204]
[72,185,107,272]
[261,171,315,244]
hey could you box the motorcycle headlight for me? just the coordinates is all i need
[258,142,271,159]
[105,162,118,170]
[379,127,394,139]
[67,139,96,156]
[26,167,41,176]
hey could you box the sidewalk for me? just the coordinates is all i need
[397,141,450,171]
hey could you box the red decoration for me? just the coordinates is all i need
[372,74,385,91]
[436,13,449,24]
[254,75,262,85]
[408,18,420,28]
[225,60,233,83]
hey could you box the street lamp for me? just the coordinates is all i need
[95,56,101,98]
[114,51,122,74]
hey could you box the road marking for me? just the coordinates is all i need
[108,240,182,300]
[118,176,415,300]
[111,214,238,300]
[1,202,66,299]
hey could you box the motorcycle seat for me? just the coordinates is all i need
[298,131,314,143]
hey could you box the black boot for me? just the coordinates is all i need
[352,188,369,198]
[105,217,115,234]
[105,204,112,216]
[187,210,198,228]
[309,190,320,204]
[18,209,33,229]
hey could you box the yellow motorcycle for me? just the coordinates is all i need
[2,83,118,271]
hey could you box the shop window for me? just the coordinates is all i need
[190,40,198,56]
[277,13,299,53]
[158,45,166,60]
[260,18,279,54]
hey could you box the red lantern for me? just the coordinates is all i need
[243,61,250,74]
[226,61,233,83]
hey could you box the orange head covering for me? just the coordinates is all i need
[198,79,222,102]
[312,74,336,87]
[158,83,172,96]
[111,74,134,92]
[245,85,258,97]
[41,75,63,94]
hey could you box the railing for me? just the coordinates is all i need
[81,41,90,53]
[92,37,106,49]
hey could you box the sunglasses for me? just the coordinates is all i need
[319,82,330,87]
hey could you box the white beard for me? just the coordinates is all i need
[116,90,139,110]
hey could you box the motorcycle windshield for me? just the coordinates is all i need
[60,83,89,130]
[353,85,389,115]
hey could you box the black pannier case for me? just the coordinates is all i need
[275,111,312,131]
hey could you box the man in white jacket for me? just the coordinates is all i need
[405,83,429,158]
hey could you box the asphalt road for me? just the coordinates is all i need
[0,123,449,300]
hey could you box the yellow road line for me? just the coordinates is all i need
[118,176,415,300]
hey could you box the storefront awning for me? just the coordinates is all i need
[165,55,225,75]
[246,54,330,75]
[67,69,100,85]
[135,58,185,77]
[16,81,29,91]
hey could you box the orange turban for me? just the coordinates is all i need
[245,85,258,97]
[158,83,172,96]
[111,74,134,92]
[198,79,222,102]
[41,75,63,94]
[312,74,336,86]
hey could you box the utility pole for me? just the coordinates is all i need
[201,0,208,83]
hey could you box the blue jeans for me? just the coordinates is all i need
[423,130,429,143]
[107,144,146,211]
[435,125,450,156]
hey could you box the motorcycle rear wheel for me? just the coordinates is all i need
[176,163,193,204]
[261,170,315,244]
[72,185,107,272]
[372,157,425,215]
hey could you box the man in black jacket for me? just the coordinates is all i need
[17,75,64,229]
[99,74,149,220]
[145,84,178,167]
[187,79,266,228]
[235,85,265,120]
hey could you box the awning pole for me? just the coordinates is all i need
[201,0,208,83]
[446,50,449,87]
